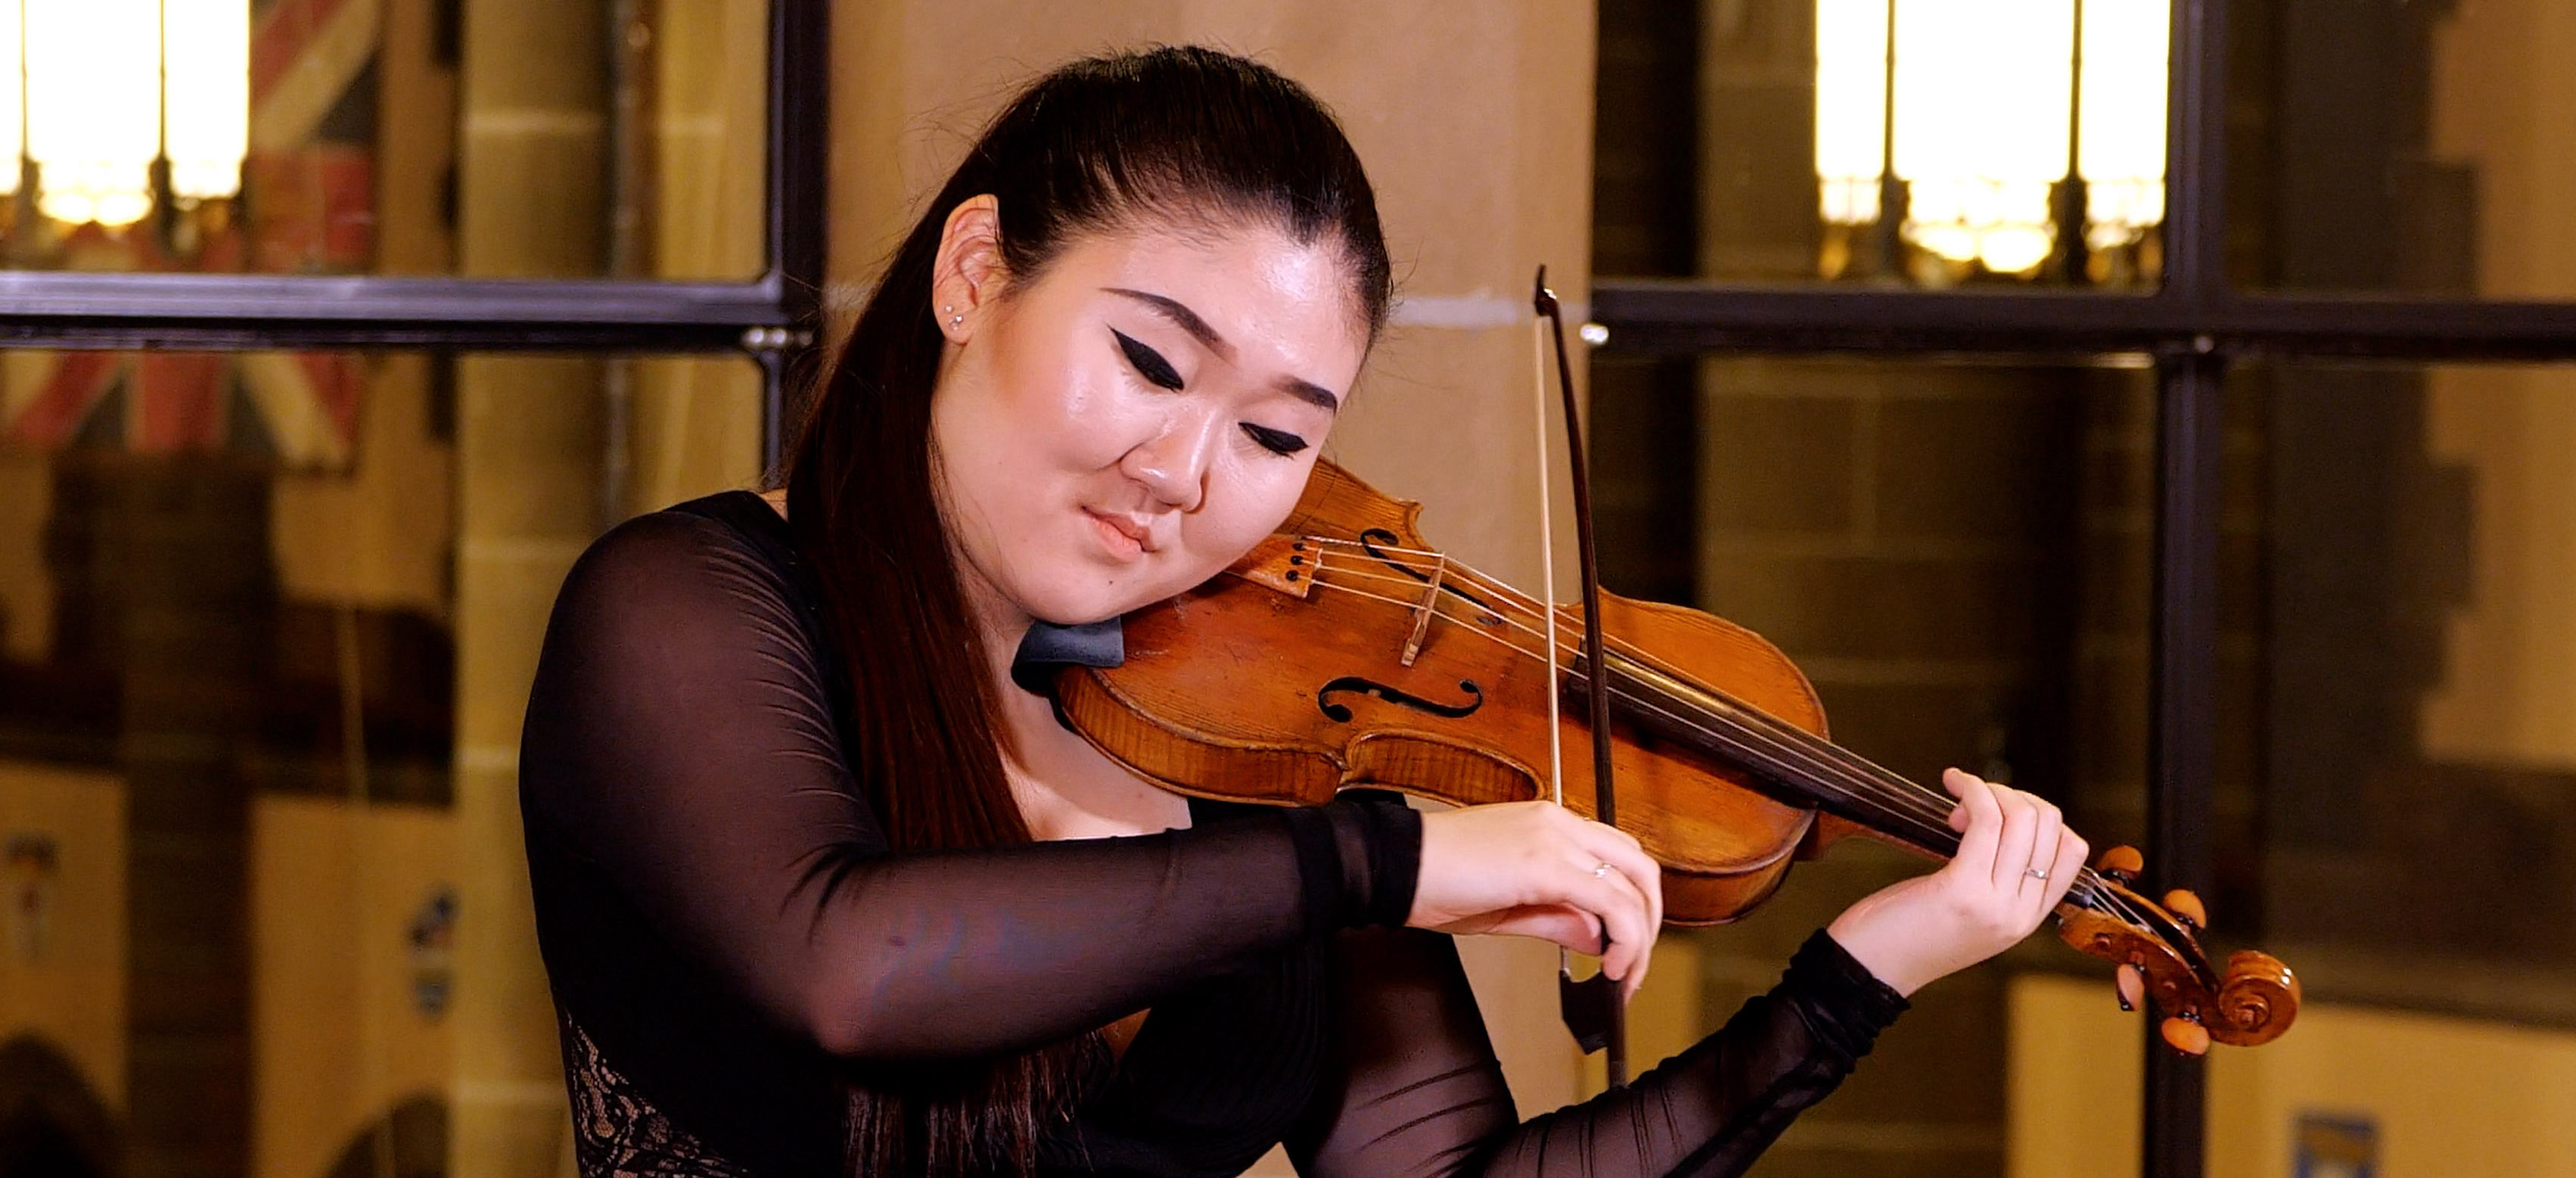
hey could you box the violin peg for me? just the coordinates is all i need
[2115,963,2146,1013]
[2161,1015,2211,1056]
[2096,845,2145,884]
[2163,888,2208,931]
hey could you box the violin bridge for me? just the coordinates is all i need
[1228,534,1319,599]
[1400,556,1446,667]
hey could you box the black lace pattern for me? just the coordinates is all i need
[558,1010,757,1178]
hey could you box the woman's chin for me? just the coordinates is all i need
[1021,572,1204,629]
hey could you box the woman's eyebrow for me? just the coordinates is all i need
[1103,286,1340,412]
[1103,288,1232,358]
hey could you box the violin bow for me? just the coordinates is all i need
[1532,266,1628,1088]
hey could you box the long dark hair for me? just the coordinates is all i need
[781,46,1393,1177]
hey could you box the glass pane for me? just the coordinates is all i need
[1582,351,2152,1176]
[0,0,769,281]
[2235,0,2576,300]
[0,347,762,1178]
[1595,0,2167,291]
[2018,362,2576,1176]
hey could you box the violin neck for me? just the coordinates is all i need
[1568,651,1965,858]
[1570,651,2134,919]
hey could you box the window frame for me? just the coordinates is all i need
[0,0,830,464]
[1592,2,2576,1174]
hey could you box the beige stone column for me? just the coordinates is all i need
[831,0,1601,1129]
[454,2,609,1176]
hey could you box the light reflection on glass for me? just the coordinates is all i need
[1812,0,2169,282]
[26,0,163,226]
[20,0,249,228]
[2076,0,2170,253]
[1893,0,2074,275]
[1816,0,1891,227]
[164,0,252,205]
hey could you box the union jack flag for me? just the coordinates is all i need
[0,0,378,471]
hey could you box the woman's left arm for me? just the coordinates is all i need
[1284,925,1902,1178]
[1285,771,2080,1177]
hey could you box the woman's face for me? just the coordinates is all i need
[929,207,1369,629]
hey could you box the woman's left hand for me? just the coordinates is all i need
[1824,769,2087,996]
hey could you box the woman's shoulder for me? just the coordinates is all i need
[557,490,815,625]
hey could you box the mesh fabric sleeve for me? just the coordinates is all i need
[1285,928,1906,1178]
[517,509,1417,1063]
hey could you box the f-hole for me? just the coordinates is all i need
[1317,675,1484,723]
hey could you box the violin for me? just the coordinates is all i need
[1055,463,2297,1056]
[1051,272,2298,1063]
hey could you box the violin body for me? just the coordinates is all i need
[1058,459,2299,1049]
[1058,458,1846,925]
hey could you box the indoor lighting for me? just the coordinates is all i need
[163,0,251,204]
[1815,0,1890,227]
[1814,0,2170,278]
[25,0,163,226]
[0,1,20,200]
[17,0,250,228]
[2077,0,2170,252]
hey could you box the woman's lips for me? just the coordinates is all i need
[1084,509,1148,561]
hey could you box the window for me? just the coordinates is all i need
[0,5,821,1177]
[1593,2,2576,1174]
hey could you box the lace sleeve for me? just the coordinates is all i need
[517,509,1417,1063]
[1286,928,1907,1178]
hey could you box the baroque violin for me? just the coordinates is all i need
[1049,273,2298,1071]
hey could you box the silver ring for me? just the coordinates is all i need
[1593,863,1611,880]
[2025,867,2049,881]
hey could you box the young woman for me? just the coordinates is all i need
[519,45,2085,1178]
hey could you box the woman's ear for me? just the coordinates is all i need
[932,195,1003,341]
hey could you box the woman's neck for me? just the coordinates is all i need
[762,486,1187,840]
[949,522,1193,842]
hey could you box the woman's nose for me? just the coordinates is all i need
[1121,409,1222,511]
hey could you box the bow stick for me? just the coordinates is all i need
[1533,266,1628,1089]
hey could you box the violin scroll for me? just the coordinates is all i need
[2055,847,2301,1054]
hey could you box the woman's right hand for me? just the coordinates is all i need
[1409,800,1664,998]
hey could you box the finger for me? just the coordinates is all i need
[1985,782,2042,894]
[2016,798,2065,917]
[2040,828,2087,915]
[1947,769,2004,870]
[1570,857,1655,993]
[1574,822,1664,934]
[1496,905,1605,953]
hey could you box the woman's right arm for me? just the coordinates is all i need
[518,512,1415,1061]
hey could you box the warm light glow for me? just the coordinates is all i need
[1891,0,2074,273]
[163,0,250,204]
[0,1,21,197]
[25,0,163,226]
[1814,0,2167,278]
[2077,0,2170,250]
[1815,0,1890,225]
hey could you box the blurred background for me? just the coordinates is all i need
[3,2,2574,1176]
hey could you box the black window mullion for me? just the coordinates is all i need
[0,273,789,352]
[2145,347,2225,1178]
[1590,281,2576,362]
[0,0,830,357]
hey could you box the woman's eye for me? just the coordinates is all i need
[1241,423,1310,455]
[1110,328,1185,390]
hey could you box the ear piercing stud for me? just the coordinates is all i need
[943,305,962,327]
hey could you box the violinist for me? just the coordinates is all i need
[517,45,2088,1178]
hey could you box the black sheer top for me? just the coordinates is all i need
[518,490,1909,1178]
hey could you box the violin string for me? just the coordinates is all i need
[1297,566,1973,854]
[1299,557,1973,843]
[1294,554,2142,922]
[1297,555,1975,839]
[1301,545,1987,832]
[1289,546,2151,924]
[1295,570,2141,922]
